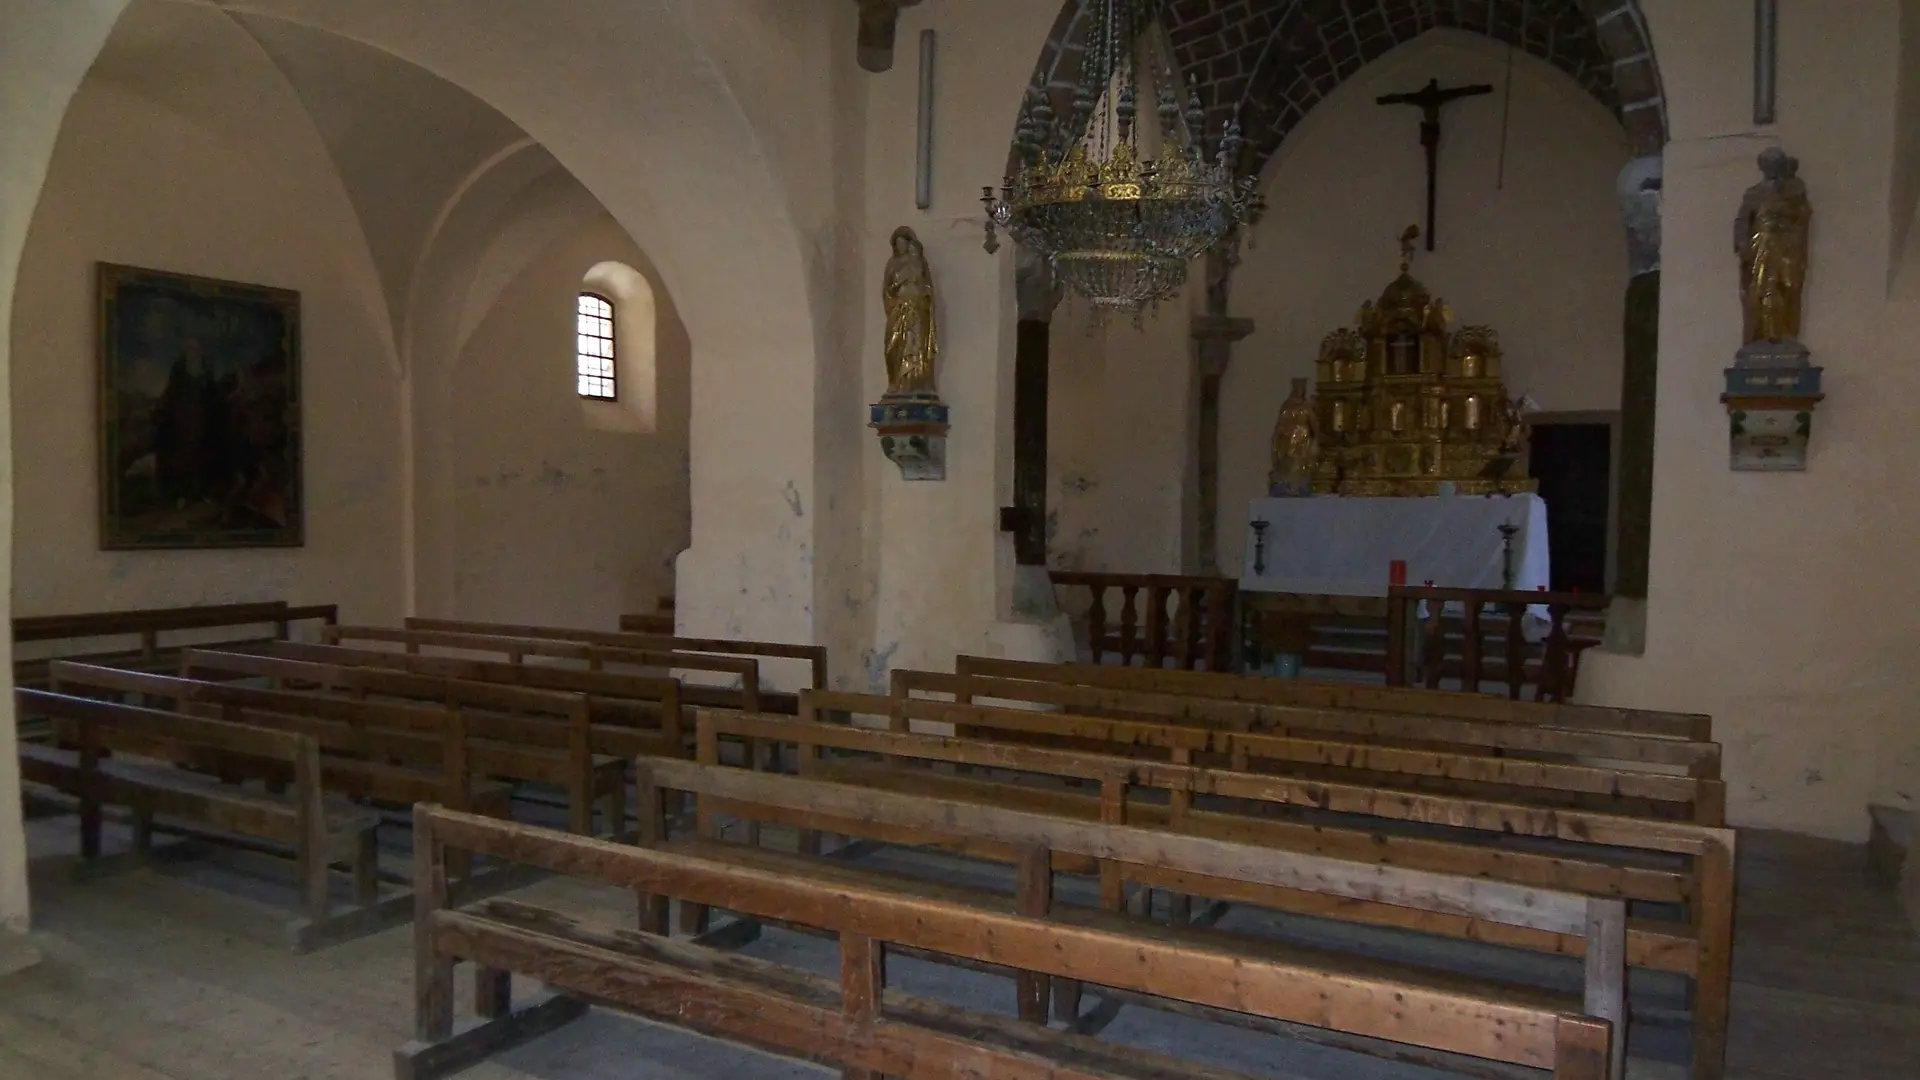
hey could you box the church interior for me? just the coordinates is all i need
[1,1,1918,1077]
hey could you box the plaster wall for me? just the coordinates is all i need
[1047,296,1196,575]
[446,216,690,628]
[1581,0,1920,838]
[857,0,1079,686]
[0,0,132,938]
[1211,33,1630,578]
[10,74,404,624]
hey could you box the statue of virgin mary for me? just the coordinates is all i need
[883,226,938,395]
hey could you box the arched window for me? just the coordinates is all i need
[576,292,617,399]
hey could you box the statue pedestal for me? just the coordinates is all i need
[870,391,949,481]
[1723,343,1823,471]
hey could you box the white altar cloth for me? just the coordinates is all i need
[1239,494,1549,598]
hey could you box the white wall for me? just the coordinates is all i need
[1210,32,1630,576]
[1047,295,1196,574]
[10,47,404,624]
[446,216,690,627]
[1581,0,1920,839]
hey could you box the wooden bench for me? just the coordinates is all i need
[13,600,338,689]
[894,664,1728,814]
[15,687,380,951]
[49,660,518,821]
[410,615,828,691]
[954,654,1713,743]
[880,678,1722,823]
[397,802,1620,1080]
[656,735,1632,1079]
[745,695,1737,1080]
[315,625,764,713]
[176,648,626,836]
[895,669,1725,788]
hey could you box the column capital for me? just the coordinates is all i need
[1191,314,1255,344]
[854,0,925,73]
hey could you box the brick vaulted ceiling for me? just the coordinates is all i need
[1026,0,1665,179]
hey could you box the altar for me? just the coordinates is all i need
[1239,494,1548,597]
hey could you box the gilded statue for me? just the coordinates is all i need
[883,226,938,394]
[1269,377,1318,494]
[1734,148,1811,348]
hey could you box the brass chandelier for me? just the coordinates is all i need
[981,0,1262,314]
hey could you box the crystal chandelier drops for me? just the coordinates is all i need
[981,0,1262,315]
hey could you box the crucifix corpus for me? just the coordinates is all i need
[1376,77,1494,251]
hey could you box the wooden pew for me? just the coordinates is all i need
[408,615,828,692]
[176,648,626,836]
[760,694,1737,1080]
[316,625,762,713]
[954,654,1713,743]
[399,801,1619,1080]
[894,669,1724,786]
[661,730,1632,1079]
[880,680,1722,824]
[49,660,513,823]
[15,687,380,951]
[12,600,338,688]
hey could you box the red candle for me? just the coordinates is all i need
[1389,560,1407,586]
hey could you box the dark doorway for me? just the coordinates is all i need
[1529,422,1612,594]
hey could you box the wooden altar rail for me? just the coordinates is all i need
[1384,586,1610,703]
[1048,572,1235,672]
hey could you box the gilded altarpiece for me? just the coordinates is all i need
[1310,234,1535,497]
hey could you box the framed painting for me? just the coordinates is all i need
[97,263,304,549]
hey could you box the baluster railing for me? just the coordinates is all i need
[1050,572,1236,671]
[1384,585,1609,700]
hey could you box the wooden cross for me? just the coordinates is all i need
[1376,78,1495,251]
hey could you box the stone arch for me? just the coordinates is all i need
[1019,1,1666,173]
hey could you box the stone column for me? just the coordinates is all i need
[1606,155,1661,651]
[1192,247,1254,574]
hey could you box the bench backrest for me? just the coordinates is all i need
[415,803,1615,1075]
[846,687,1719,824]
[737,700,1724,859]
[321,625,761,709]
[255,640,685,736]
[953,654,1711,741]
[406,616,827,690]
[894,669,1722,778]
[17,687,326,846]
[48,659,465,767]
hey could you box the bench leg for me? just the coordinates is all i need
[301,846,331,923]
[1692,840,1736,1080]
[475,967,512,1020]
[354,828,381,908]
[130,807,155,855]
[1553,1015,1612,1079]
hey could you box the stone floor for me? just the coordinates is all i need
[0,820,1914,1080]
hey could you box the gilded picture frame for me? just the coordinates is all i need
[97,263,304,549]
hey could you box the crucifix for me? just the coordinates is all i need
[1376,77,1494,251]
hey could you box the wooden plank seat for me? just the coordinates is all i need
[713,699,1736,1080]
[398,803,1619,1080]
[13,601,338,689]
[15,688,380,952]
[954,654,1713,743]
[896,668,1723,783]
[318,625,765,712]
[175,649,628,836]
[888,673,1724,824]
[409,615,828,694]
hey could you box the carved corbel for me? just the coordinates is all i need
[854,0,925,73]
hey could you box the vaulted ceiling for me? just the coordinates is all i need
[1028,0,1664,178]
